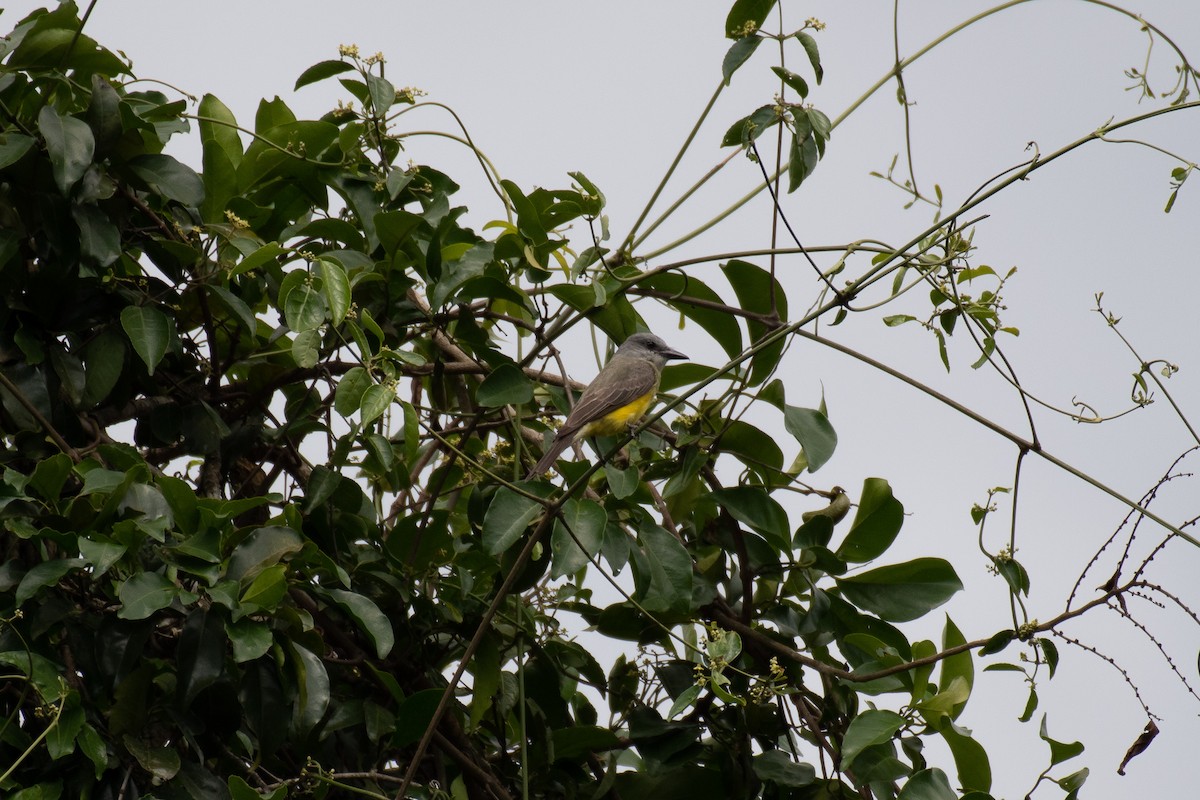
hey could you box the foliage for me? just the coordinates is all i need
[1,2,1198,800]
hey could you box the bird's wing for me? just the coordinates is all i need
[560,358,659,437]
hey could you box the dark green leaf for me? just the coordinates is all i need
[117,572,178,620]
[837,478,904,562]
[484,486,544,554]
[725,0,777,38]
[636,525,693,615]
[327,588,395,658]
[897,768,957,800]
[721,260,786,386]
[177,608,226,704]
[291,642,330,734]
[226,526,304,585]
[770,66,809,98]
[124,736,181,782]
[835,558,963,622]
[294,59,357,90]
[359,383,395,425]
[784,404,837,472]
[334,366,372,417]
[711,486,790,550]
[15,558,86,606]
[722,36,763,84]
[938,721,991,792]
[1039,715,1084,766]
[753,750,816,787]
[393,688,444,747]
[551,498,607,578]
[128,154,205,206]
[550,725,622,761]
[284,282,326,332]
[38,105,94,193]
[198,93,241,222]
[477,363,534,407]
[0,133,35,170]
[841,709,906,769]
[120,305,172,375]
[796,31,824,84]
[979,629,1015,655]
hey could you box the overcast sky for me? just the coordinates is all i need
[8,1,1200,796]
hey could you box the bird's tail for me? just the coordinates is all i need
[526,434,572,480]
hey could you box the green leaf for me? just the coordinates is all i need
[939,616,973,720]
[295,59,357,90]
[0,132,35,170]
[226,618,273,663]
[71,204,120,266]
[284,282,327,332]
[38,105,94,193]
[327,588,395,658]
[667,683,702,720]
[979,629,1015,655]
[770,66,809,98]
[722,36,763,84]
[835,558,963,622]
[124,735,181,782]
[319,259,352,324]
[1039,715,1084,766]
[484,486,544,555]
[198,93,242,223]
[207,285,259,333]
[359,382,394,425]
[128,154,205,206]
[1039,637,1059,678]
[604,463,639,499]
[796,31,824,84]
[291,328,321,368]
[897,768,957,800]
[477,363,534,407]
[551,498,607,578]
[725,0,777,38]
[230,241,284,277]
[710,486,790,550]
[177,607,226,704]
[714,419,784,477]
[117,572,178,620]
[635,525,693,615]
[120,305,172,375]
[30,452,72,501]
[15,558,87,605]
[721,260,786,386]
[78,535,126,579]
[334,366,372,417]
[291,642,331,734]
[753,750,816,787]
[938,721,991,793]
[0,650,66,702]
[240,563,289,609]
[784,404,837,472]
[365,72,396,116]
[841,709,906,769]
[394,688,443,747]
[836,478,904,562]
[226,526,304,585]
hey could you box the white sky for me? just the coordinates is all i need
[9,1,1200,796]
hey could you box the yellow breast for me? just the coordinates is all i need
[580,391,657,438]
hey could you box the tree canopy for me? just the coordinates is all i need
[2,2,1198,799]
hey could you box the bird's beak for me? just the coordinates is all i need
[663,347,687,361]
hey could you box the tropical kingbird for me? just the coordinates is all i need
[527,332,687,478]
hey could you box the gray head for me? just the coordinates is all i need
[615,332,687,367]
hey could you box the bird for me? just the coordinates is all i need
[527,332,687,478]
